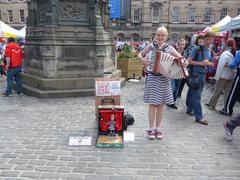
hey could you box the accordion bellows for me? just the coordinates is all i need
[147,51,189,79]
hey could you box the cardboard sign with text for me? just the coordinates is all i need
[95,78,121,111]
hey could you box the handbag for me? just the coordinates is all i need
[187,75,201,89]
[187,46,205,90]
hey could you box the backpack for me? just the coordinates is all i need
[184,44,195,59]
[5,43,23,68]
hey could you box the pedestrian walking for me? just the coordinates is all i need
[1,37,23,97]
[178,34,202,98]
[138,26,184,139]
[186,32,214,125]
[206,39,236,109]
[219,50,240,116]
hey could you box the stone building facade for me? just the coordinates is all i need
[0,0,27,29]
[112,0,240,42]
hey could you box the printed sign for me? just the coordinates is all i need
[96,80,121,96]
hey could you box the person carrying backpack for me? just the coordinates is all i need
[1,37,23,97]
[186,32,214,125]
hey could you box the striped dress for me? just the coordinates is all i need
[143,43,175,105]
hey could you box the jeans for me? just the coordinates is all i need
[171,79,181,102]
[178,78,187,97]
[186,73,205,121]
[6,67,22,95]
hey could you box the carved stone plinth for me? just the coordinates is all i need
[23,0,123,98]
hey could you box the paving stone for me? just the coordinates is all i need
[61,173,85,179]
[0,171,20,177]
[20,171,41,178]
[40,172,61,179]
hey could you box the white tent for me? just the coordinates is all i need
[0,20,25,38]
[202,26,210,32]
[210,15,231,33]
[19,26,26,38]
[230,15,240,30]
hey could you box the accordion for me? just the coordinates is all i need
[147,51,189,79]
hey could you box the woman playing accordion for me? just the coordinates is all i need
[138,26,188,140]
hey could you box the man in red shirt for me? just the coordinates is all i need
[2,37,23,97]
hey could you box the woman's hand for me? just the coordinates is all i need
[141,57,149,67]
[181,58,189,67]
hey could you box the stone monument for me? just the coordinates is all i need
[23,0,121,98]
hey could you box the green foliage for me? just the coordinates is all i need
[117,44,139,61]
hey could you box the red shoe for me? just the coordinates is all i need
[147,129,155,140]
[155,129,163,139]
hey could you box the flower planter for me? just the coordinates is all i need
[117,59,143,79]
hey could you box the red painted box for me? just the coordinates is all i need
[96,105,124,148]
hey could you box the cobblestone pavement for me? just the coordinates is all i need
[0,77,240,180]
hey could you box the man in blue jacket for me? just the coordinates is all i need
[221,50,240,141]
[219,50,240,116]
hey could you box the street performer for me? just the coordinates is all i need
[138,26,186,140]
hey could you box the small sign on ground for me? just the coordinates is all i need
[69,136,92,146]
[124,132,135,142]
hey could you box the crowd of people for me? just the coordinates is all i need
[138,26,240,141]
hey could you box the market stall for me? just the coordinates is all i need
[0,20,25,38]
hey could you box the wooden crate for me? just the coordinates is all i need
[117,60,143,79]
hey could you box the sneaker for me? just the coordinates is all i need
[167,104,178,109]
[219,109,232,116]
[147,129,155,140]
[155,129,163,139]
[196,119,208,125]
[1,93,11,97]
[223,122,233,142]
[205,103,215,110]
[17,92,23,95]
[186,111,194,116]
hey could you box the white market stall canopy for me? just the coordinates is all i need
[210,15,231,33]
[230,15,240,30]
[0,20,25,38]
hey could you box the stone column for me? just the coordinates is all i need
[23,0,121,98]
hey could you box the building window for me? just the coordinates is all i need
[238,8,240,15]
[7,10,13,23]
[204,8,212,23]
[133,9,140,22]
[220,8,228,19]
[18,0,24,2]
[8,0,12,2]
[188,8,195,23]
[152,6,160,22]
[0,10,2,21]
[19,10,25,23]
[172,7,180,23]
